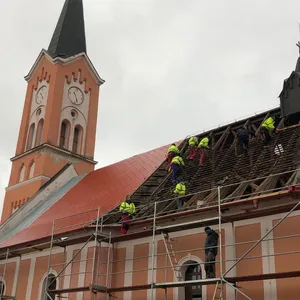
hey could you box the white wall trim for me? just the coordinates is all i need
[77,246,88,300]
[124,243,134,300]
[11,258,20,296]
[147,240,157,300]
[25,257,36,300]
[5,175,50,191]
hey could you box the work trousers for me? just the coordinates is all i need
[121,214,132,234]
[238,136,249,154]
[188,145,197,159]
[260,127,271,145]
[171,163,182,183]
[205,251,216,278]
[167,152,175,168]
[176,196,186,209]
[199,148,206,166]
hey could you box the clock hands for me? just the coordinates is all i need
[73,92,78,103]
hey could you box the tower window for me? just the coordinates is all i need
[29,162,35,179]
[35,119,44,146]
[59,120,70,149]
[71,109,78,119]
[26,123,35,150]
[19,165,25,183]
[72,125,83,154]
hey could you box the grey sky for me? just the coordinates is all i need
[0,0,299,215]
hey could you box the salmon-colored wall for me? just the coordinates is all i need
[132,243,149,299]
[273,215,300,299]
[110,247,126,299]
[0,261,16,296]
[16,259,31,299]
[235,223,264,300]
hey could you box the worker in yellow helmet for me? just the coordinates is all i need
[119,195,136,234]
[171,154,185,183]
[166,143,180,169]
[187,136,199,160]
[260,116,275,145]
[174,181,186,209]
[198,137,209,166]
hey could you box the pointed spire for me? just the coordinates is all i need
[48,0,86,58]
[295,42,300,73]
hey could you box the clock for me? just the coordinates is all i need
[68,87,84,105]
[36,86,47,104]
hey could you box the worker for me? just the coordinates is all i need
[187,136,199,159]
[119,195,136,234]
[236,126,249,155]
[260,116,275,145]
[174,181,186,209]
[198,137,209,166]
[171,155,185,183]
[204,226,219,278]
[167,143,180,169]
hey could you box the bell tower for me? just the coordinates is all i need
[1,0,104,222]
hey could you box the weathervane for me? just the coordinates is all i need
[297,22,300,54]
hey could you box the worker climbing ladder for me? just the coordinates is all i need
[161,232,182,280]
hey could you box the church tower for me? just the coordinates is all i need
[1,0,104,222]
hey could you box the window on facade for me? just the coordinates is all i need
[0,280,5,296]
[35,119,44,146]
[29,162,35,179]
[72,125,83,154]
[185,263,202,300]
[59,120,70,149]
[26,123,35,150]
[41,274,57,300]
[19,165,25,183]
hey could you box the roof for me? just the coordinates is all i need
[48,0,86,58]
[0,144,169,248]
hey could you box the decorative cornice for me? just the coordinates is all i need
[5,175,50,192]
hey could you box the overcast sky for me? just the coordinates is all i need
[0,0,300,214]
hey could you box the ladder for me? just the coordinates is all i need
[161,232,182,280]
[212,281,223,300]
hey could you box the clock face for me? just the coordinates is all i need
[36,86,47,104]
[68,87,84,105]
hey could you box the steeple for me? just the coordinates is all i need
[48,0,86,58]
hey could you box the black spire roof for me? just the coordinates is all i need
[47,0,86,58]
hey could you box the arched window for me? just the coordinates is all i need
[26,123,35,150]
[185,263,202,300]
[29,162,35,179]
[19,165,25,183]
[0,280,5,296]
[72,125,83,154]
[41,274,57,300]
[35,118,44,146]
[59,120,70,149]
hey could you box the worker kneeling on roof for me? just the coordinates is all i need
[198,137,209,166]
[119,195,136,234]
[260,116,275,145]
[166,143,180,170]
[171,154,185,183]
[187,136,199,160]
[174,181,186,209]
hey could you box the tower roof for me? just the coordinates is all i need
[48,0,86,58]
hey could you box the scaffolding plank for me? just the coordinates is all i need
[51,286,90,294]
[154,278,220,288]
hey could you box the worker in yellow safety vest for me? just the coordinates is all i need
[174,181,186,209]
[119,195,136,234]
[260,117,275,145]
[167,143,180,169]
[198,137,209,166]
[187,136,199,160]
[171,155,185,183]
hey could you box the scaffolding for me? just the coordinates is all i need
[39,169,300,300]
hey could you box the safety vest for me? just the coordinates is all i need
[198,137,209,148]
[168,145,180,154]
[171,156,185,166]
[174,183,186,196]
[119,201,136,215]
[261,117,275,132]
[189,136,198,146]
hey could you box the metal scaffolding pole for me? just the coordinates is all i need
[151,202,157,300]
[217,186,224,300]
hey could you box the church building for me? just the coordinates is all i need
[1,1,300,300]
